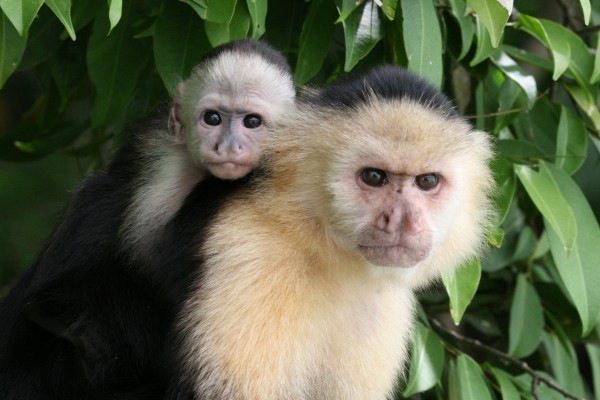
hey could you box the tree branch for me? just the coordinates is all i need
[429,318,586,400]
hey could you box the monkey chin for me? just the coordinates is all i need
[207,162,253,180]
[357,244,430,268]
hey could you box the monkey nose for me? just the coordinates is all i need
[375,209,401,233]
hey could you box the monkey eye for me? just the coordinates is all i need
[203,110,222,126]
[243,114,262,129]
[360,168,388,187]
[415,173,440,191]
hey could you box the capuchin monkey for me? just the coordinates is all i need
[163,66,495,399]
[0,39,294,400]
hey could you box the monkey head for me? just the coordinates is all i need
[168,42,295,180]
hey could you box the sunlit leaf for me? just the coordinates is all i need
[580,0,591,25]
[490,51,537,109]
[342,0,383,71]
[520,14,594,97]
[295,0,336,84]
[514,163,577,253]
[508,274,544,358]
[543,162,600,335]
[0,0,44,35]
[400,0,442,87]
[592,32,600,83]
[442,258,481,324]
[0,11,26,88]
[246,0,267,38]
[467,0,511,47]
[456,354,493,400]
[403,323,445,397]
[564,83,600,131]
[204,0,236,23]
[555,106,587,175]
[494,78,526,132]
[154,0,210,93]
[44,0,76,40]
[107,0,122,34]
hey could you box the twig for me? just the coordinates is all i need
[429,318,586,400]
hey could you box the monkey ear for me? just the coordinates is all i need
[168,102,185,143]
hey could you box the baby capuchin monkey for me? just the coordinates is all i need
[0,39,294,400]
[164,66,495,399]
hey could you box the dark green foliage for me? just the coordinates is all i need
[1,0,600,398]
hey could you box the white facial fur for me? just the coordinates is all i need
[172,51,295,180]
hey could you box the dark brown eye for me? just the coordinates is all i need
[415,173,439,191]
[243,114,262,129]
[203,110,221,126]
[360,168,388,187]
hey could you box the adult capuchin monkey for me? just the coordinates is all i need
[162,66,496,399]
[0,39,294,400]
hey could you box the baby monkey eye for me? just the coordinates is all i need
[243,114,262,129]
[415,173,440,191]
[360,168,389,187]
[203,110,222,126]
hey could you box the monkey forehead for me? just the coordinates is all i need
[309,99,479,170]
[189,51,295,110]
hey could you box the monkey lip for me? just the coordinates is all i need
[357,243,429,268]
[207,162,253,179]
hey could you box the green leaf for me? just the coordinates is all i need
[87,1,150,127]
[403,323,445,396]
[592,32,600,84]
[490,51,537,109]
[107,0,122,34]
[380,0,397,21]
[493,78,526,132]
[204,0,250,47]
[585,344,600,400]
[448,0,474,61]
[496,139,545,163]
[0,0,44,36]
[467,0,511,47]
[400,0,442,87]
[508,274,544,358]
[470,17,495,66]
[490,368,520,400]
[294,0,337,84]
[204,0,237,23]
[342,0,383,72]
[543,162,600,335]
[154,0,210,93]
[335,0,362,23]
[442,258,481,324]
[514,163,577,253]
[503,44,554,73]
[44,0,76,40]
[491,157,515,225]
[580,0,591,25]
[456,354,493,400]
[0,11,26,88]
[519,14,594,94]
[564,83,600,131]
[556,106,588,175]
[246,0,267,38]
[542,332,586,397]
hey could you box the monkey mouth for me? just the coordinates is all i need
[357,243,429,268]
[207,162,253,180]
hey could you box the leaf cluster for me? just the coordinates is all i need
[1,0,600,399]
